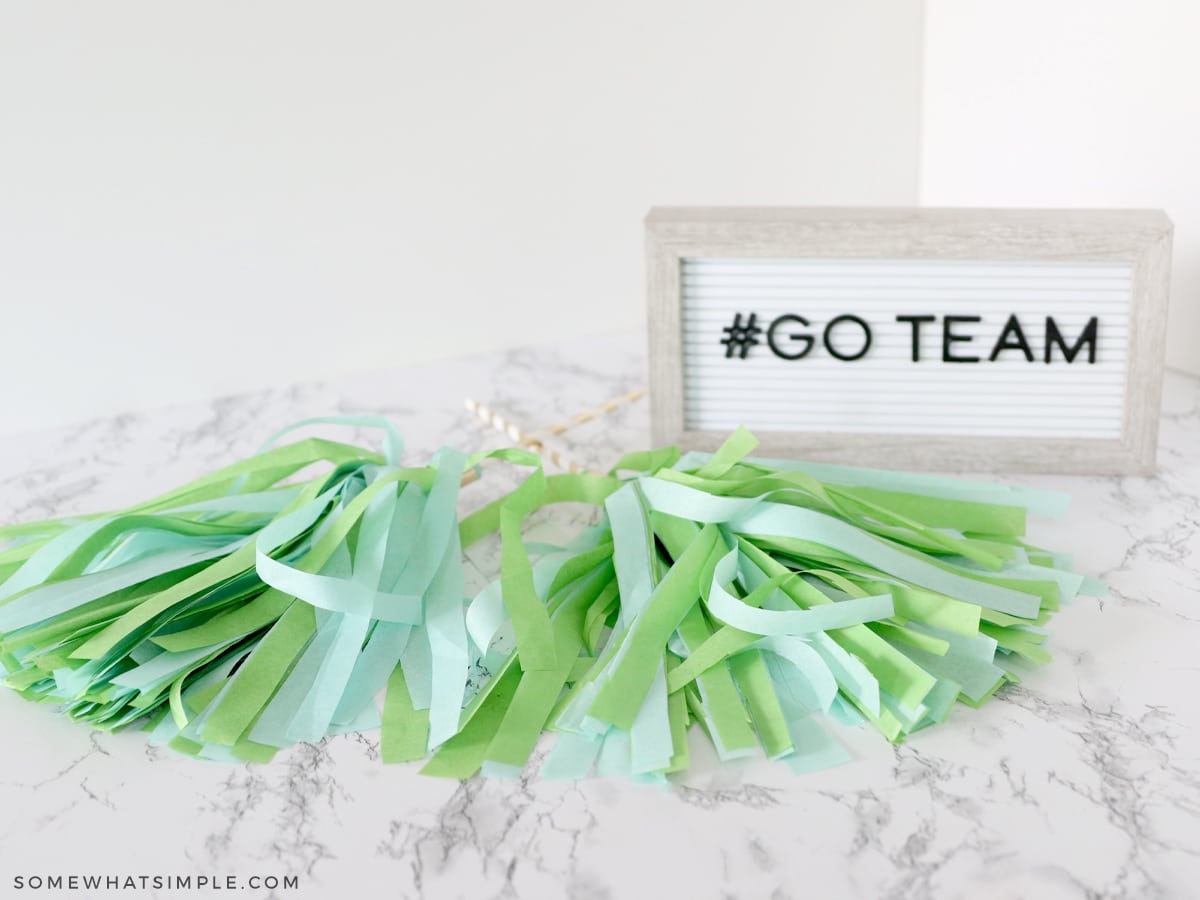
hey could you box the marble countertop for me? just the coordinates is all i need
[1,331,1198,900]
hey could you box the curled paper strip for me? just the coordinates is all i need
[0,421,1099,779]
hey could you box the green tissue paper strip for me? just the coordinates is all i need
[0,420,1099,782]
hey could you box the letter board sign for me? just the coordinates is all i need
[646,208,1172,474]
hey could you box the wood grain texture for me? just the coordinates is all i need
[645,207,1173,474]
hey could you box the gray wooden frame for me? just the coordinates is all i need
[646,207,1173,474]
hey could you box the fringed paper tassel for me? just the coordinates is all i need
[410,427,1101,781]
[0,417,532,763]
[0,419,1099,779]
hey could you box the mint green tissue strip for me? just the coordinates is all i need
[0,418,1098,780]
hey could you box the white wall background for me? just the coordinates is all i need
[0,1,924,435]
[4,2,1199,437]
[920,0,1200,377]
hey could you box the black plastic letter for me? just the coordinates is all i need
[823,315,872,361]
[1044,316,1098,364]
[942,315,981,363]
[766,314,815,360]
[896,314,936,362]
[988,314,1034,362]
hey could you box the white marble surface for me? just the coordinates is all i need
[1,331,1198,900]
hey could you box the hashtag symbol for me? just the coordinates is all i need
[720,312,761,359]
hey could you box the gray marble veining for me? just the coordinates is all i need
[0,332,1197,899]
